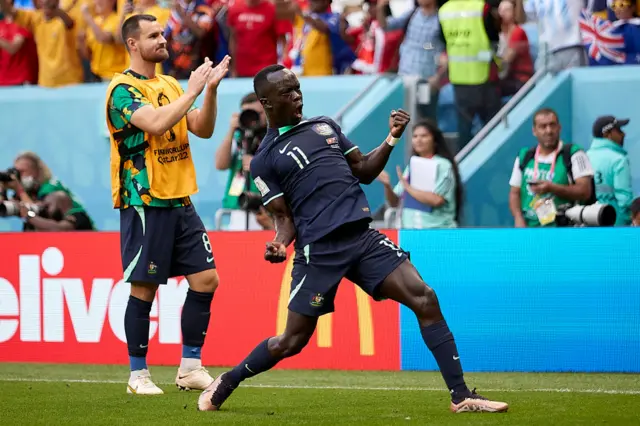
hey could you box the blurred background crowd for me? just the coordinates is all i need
[1,0,639,231]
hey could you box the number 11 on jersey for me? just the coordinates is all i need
[287,147,310,169]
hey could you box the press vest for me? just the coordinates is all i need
[518,146,577,227]
[439,0,491,85]
[106,72,198,208]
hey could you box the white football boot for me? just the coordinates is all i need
[126,369,164,395]
[175,366,215,391]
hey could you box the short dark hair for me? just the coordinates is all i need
[533,108,558,126]
[240,93,259,106]
[253,64,286,98]
[631,197,640,218]
[121,14,157,49]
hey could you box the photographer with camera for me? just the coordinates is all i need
[215,92,273,230]
[509,108,598,228]
[19,190,95,231]
[0,151,94,229]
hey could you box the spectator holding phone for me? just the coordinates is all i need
[508,108,595,227]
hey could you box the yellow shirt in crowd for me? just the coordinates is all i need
[15,9,84,87]
[86,12,128,79]
[293,14,332,76]
[65,0,89,36]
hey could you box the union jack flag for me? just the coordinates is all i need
[579,9,626,65]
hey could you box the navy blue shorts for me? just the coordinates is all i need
[120,204,215,284]
[288,221,408,317]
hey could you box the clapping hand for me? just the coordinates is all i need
[186,61,215,98]
[206,55,231,91]
[396,166,409,189]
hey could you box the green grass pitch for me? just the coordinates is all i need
[1,363,639,425]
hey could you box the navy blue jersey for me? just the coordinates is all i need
[250,116,372,248]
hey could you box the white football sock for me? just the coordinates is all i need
[130,369,148,381]
[179,357,202,373]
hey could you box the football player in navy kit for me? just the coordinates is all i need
[198,65,508,414]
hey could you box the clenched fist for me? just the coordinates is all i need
[389,109,410,138]
[265,241,287,263]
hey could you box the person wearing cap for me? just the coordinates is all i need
[586,115,634,226]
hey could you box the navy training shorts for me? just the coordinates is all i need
[288,220,408,317]
[120,204,215,284]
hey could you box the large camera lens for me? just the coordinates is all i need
[0,201,20,217]
[238,109,261,130]
[564,203,617,227]
[238,192,263,213]
[0,168,19,183]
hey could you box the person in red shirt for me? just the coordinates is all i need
[227,0,289,77]
[0,10,37,86]
[497,0,533,96]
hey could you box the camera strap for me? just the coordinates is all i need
[533,144,560,181]
[113,122,141,142]
[118,141,149,157]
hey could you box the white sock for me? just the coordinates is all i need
[179,357,202,373]
[130,369,148,381]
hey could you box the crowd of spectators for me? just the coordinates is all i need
[1,0,639,231]
[3,0,639,147]
[0,0,634,83]
[1,0,638,130]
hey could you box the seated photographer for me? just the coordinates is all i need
[509,108,595,227]
[586,116,633,226]
[0,151,94,230]
[215,93,269,230]
[20,190,95,231]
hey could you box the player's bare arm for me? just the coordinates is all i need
[52,5,76,29]
[187,55,231,139]
[129,61,214,136]
[346,109,410,184]
[264,196,296,264]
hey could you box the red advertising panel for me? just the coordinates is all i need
[0,231,400,370]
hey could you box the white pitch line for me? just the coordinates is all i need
[1,377,640,395]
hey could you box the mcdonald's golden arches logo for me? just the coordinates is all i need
[276,254,375,356]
